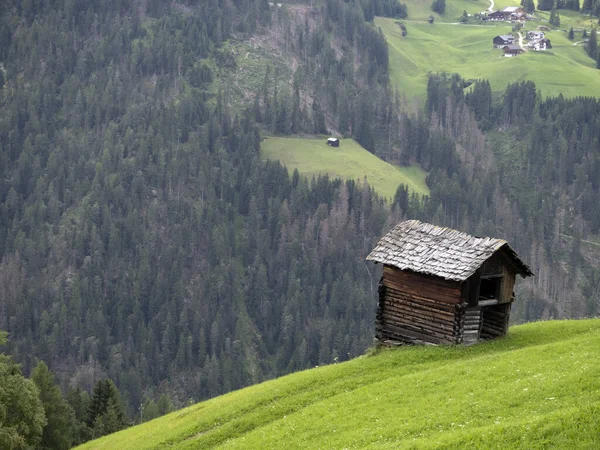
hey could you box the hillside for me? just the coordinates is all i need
[261,137,430,199]
[77,319,600,449]
[379,12,600,99]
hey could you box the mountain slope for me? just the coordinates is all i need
[77,319,600,449]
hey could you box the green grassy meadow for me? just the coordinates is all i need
[379,14,600,100]
[77,319,600,449]
[403,0,490,22]
[260,136,430,199]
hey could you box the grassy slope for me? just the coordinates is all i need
[381,3,600,100]
[404,0,490,23]
[261,136,430,199]
[77,319,600,449]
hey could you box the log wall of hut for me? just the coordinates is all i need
[480,303,511,340]
[376,266,463,345]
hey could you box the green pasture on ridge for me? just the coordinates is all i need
[77,319,600,449]
[378,14,600,100]
[260,136,430,199]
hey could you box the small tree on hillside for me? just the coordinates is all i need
[549,7,561,27]
[87,379,129,438]
[522,0,535,13]
[460,10,469,23]
[569,26,575,39]
[431,0,445,15]
[587,28,598,59]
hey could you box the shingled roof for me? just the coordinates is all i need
[366,220,533,282]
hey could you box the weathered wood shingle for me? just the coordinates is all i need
[366,220,533,282]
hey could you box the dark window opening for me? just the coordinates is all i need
[479,278,501,300]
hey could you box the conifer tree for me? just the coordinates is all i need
[87,379,128,438]
[31,362,75,450]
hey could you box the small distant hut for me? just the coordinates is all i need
[326,137,340,147]
[502,44,524,57]
[366,220,533,346]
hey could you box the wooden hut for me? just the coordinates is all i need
[326,137,340,147]
[366,220,533,345]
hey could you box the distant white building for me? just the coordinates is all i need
[526,31,545,40]
[527,38,551,51]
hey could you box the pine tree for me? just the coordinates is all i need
[588,28,598,60]
[549,7,561,27]
[88,379,128,438]
[431,0,446,14]
[31,362,75,450]
[569,26,575,39]
[65,388,92,445]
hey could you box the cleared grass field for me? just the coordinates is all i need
[403,0,490,22]
[379,15,600,100]
[260,136,430,199]
[77,319,600,449]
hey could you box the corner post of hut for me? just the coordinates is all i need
[366,220,533,346]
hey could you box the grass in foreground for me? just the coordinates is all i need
[260,136,430,199]
[378,15,600,100]
[78,319,600,449]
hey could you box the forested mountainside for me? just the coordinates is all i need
[1,0,600,439]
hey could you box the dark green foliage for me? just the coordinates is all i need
[65,388,92,445]
[556,0,581,10]
[395,21,407,36]
[588,28,598,60]
[31,362,75,450]
[537,0,555,11]
[550,7,561,27]
[465,79,492,127]
[460,10,469,23]
[371,0,408,19]
[521,0,536,13]
[189,63,214,88]
[88,380,128,437]
[569,26,575,39]
[0,332,46,449]
[431,0,446,14]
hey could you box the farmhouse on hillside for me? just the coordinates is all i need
[527,38,551,51]
[487,11,507,21]
[502,6,527,20]
[366,220,533,345]
[526,30,545,40]
[493,34,514,48]
[487,6,528,21]
[503,44,524,56]
[326,137,340,147]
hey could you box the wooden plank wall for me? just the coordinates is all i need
[500,267,516,304]
[480,303,511,340]
[376,267,464,345]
